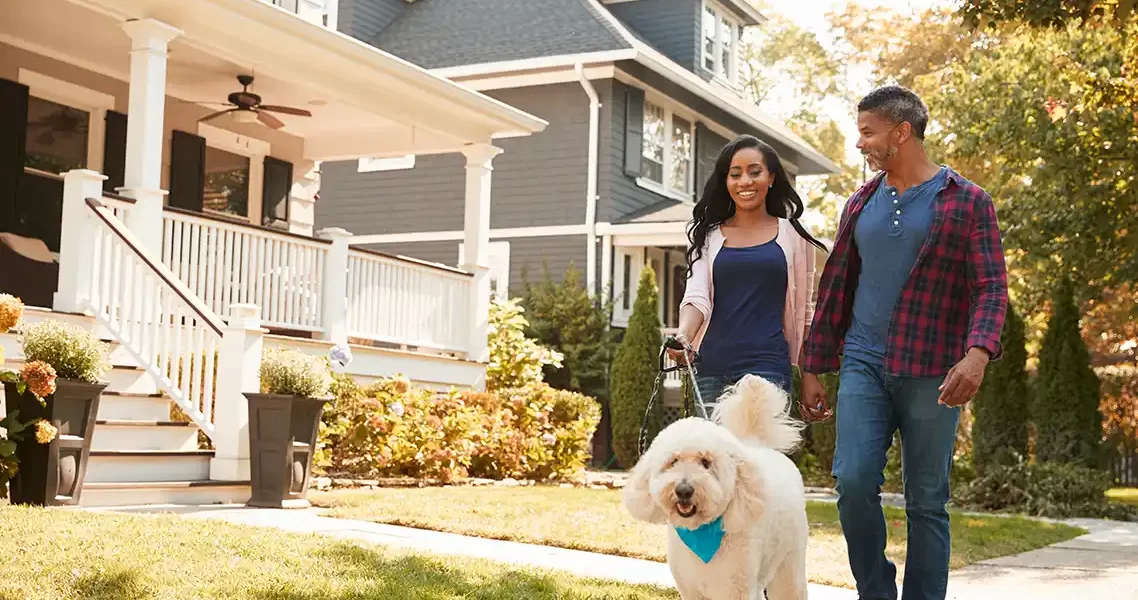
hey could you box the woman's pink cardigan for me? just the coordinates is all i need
[679,219,819,367]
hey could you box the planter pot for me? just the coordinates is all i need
[245,393,329,509]
[3,379,106,506]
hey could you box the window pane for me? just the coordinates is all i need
[720,18,733,79]
[203,146,250,218]
[25,96,88,174]
[641,101,665,183]
[703,7,717,71]
[670,115,693,193]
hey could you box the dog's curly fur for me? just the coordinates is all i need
[622,374,809,600]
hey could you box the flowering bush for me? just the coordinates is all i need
[0,295,60,498]
[260,348,333,398]
[486,298,563,391]
[19,318,110,383]
[316,374,600,483]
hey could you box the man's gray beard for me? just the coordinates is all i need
[865,144,898,171]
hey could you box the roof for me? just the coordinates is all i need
[374,0,631,69]
[615,200,693,224]
[369,0,837,175]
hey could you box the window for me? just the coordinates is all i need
[639,99,695,200]
[25,96,89,174]
[622,254,632,311]
[703,1,740,84]
[203,146,250,218]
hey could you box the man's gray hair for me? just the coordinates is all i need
[857,85,929,140]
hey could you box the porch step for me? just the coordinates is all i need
[91,420,200,452]
[85,450,213,483]
[1,330,135,367]
[78,480,250,507]
[0,357,156,396]
[9,306,94,330]
[96,392,171,421]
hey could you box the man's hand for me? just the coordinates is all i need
[937,347,990,407]
[799,372,833,422]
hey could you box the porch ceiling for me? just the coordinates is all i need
[1,0,547,160]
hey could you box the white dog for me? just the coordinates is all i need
[622,374,809,600]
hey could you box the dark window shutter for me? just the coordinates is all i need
[261,156,292,228]
[168,130,205,212]
[102,110,127,193]
[623,87,645,177]
[0,78,29,231]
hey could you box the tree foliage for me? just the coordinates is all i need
[972,303,1032,473]
[958,0,1138,29]
[609,266,663,469]
[1034,278,1103,466]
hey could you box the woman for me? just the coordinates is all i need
[668,135,827,408]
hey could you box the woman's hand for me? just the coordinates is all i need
[798,372,833,422]
[665,333,695,365]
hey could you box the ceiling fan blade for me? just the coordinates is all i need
[199,108,238,123]
[258,105,312,117]
[256,110,285,129]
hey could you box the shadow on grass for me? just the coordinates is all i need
[72,569,152,600]
[250,541,669,600]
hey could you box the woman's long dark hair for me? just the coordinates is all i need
[685,135,827,277]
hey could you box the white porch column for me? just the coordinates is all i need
[316,227,353,346]
[210,303,264,481]
[459,143,502,363]
[53,170,107,314]
[119,19,181,253]
[600,233,613,300]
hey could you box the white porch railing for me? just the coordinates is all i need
[161,208,328,333]
[346,247,472,353]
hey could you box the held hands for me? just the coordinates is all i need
[798,372,833,423]
[937,347,990,407]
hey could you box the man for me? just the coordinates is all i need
[799,85,1008,600]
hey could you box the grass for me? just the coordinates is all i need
[1108,487,1138,507]
[310,485,1086,590]
[0,505,678,600]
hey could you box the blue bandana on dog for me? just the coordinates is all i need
[674,516,725,563]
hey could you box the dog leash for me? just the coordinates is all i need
[637,335,710,458]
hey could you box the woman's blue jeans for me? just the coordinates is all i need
[832,354,961,600]
[693,370,792,414]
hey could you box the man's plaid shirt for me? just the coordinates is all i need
[802,168,1009,377]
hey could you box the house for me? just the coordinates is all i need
[316,0,839,331]
[0,0,546,505]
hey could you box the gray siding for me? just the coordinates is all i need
[337,0,406,42]
[361,235,588,299]
[316,83,590,236]
[607,0,701,72]
[696,125,729,194]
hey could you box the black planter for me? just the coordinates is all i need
[245,393,328,508]
[3,379,106,506]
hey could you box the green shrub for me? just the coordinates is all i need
[486,298,563,391]
[316,374,599,483]
[972,303,1032,473]
[259,348,332,398]
[19,319,110,383]
[954,460,1137,520]
[792,368,841,478]
[521,263,617,403]
[1034,278,1102,466]
[609,266,663,469]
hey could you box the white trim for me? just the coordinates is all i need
[576,63,601,296]
[18,68,114,173]
[357,155,416,172]
[612,246,644,327]
[613,70,737,142]
[197,122,270,222]
[636,177,693,203]
[444,66,616,92]
[352,224,589,245]
[431,50,638,79]
[640,95,696,199]
[458,240,511,300]
[701,0,742,86]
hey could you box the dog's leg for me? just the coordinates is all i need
[764,558,807,600]
[673,576,706,600]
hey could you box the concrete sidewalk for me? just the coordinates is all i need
[89,503,856,599]
[88,503,1137,599]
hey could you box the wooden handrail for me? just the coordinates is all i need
[163,205,332,246]
[86,198,225,337]
[348,245,473,277]
[23,166,64,181]
[102,190,136,204]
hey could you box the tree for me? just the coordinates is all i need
[972,303,1032,473]
[1034,277,1103,466]
[521,263,617,402]
[609,266,663,468]
[958,0,1138,29]
[485,298,563,392]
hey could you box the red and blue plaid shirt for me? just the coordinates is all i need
[803,168,1009,377]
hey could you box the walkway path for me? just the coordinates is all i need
[91,503,1137,599]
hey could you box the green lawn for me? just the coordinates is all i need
[1108,487,1138,507]
[0,505,677,600]
[310,485,1085,590]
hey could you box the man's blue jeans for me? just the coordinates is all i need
[832,354,960,600]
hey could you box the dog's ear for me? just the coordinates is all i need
[622,454,668,524]
[722,450,765,533]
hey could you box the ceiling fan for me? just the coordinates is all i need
[198,74,312,130]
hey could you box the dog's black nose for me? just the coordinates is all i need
[675,480,694,502]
